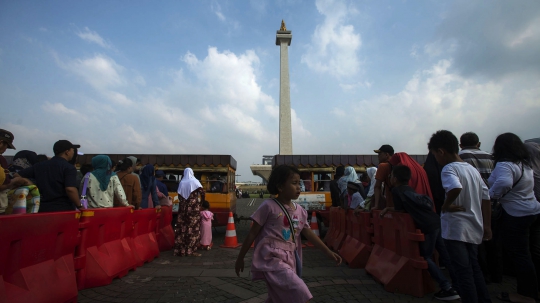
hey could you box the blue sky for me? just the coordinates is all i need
[1,0,539,181]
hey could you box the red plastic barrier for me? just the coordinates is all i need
[338,211,373,268]
[0,211,79,303]
[365,210,435,297]
[156,206,175,251]
[130,208,160,266]
[330,208,347,250]
[75,208,138,290]
[323,207,339,247]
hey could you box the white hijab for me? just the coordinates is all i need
[366,167,378,197]
[178,168,203,199]
[338,166,359,194]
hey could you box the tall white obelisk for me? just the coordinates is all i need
[276,20,293,155]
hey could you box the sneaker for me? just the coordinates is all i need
[434,289,460,301]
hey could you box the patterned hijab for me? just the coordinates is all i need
[178,168,203,199]
[9,150,38,172]
[91,155,115,191]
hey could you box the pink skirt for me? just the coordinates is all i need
[253,269,312,303]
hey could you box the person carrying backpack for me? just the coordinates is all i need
[380,165,459,301]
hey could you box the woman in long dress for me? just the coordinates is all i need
[174,168,206,257]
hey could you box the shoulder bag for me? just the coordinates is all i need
[272,198,302,277]
[80,173,90,209]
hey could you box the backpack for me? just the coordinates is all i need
[396,187,434,211]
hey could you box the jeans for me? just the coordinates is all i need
[419,229,452,291]
[444,239,491,303]
[501,210,539,299]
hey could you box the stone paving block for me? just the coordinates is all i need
[215,283,258,299]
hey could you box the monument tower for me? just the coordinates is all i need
[276,20,293,155]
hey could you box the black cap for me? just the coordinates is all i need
[374,144,394,155]
[155,170,166,177]
[53,140,81,155]
[0,129,15,149]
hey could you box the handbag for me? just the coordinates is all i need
[492,164,524,220]
[80,173,90,209]
[272,198,302,277]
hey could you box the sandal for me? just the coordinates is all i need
[188,252,202,257]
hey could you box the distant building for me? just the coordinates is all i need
[262,155,273,166]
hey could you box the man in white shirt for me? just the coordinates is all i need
[428,130,492,303]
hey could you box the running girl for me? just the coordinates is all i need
[235,165,342,302]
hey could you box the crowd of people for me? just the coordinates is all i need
[2,126,540,302]
[0,128,214,258]
[324,132,540,303]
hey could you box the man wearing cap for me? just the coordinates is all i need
[0,129,17,214]
[372,144,395,210]
[16,140,83,212]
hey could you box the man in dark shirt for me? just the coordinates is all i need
[17,140,83,212]
[330,166,344,207]
[380,165,459,301]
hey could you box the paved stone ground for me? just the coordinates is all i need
[78,199,519,302]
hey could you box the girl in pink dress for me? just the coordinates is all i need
[199,200,213,250]
[235,165,342,303]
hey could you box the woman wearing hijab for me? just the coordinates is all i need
[8,150,38,173]
[338,167,359,194]
[84,155,129,208]
[140,165,159,209]
[174,168,206,257]
[362,167,378,211]
[337,166,364,207]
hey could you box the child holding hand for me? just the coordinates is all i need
[235,165,342,302]
[200,200,213,250]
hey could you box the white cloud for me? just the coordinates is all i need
[76,27,112,49]
[55,53,133,105]
[339,81,372,91]
[42,102,81,117]
[508,17,540,48]
[330,59,540,154]
[301,0,361,78]
[179,47,284,142]
[210,1,239,30]
[60,54,124,89]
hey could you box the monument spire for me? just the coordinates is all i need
[276,20,293,155]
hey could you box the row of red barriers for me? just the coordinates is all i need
[0,206,175,303]
[324,207,435,297]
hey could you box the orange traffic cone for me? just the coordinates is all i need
[306,211,319,247]
[220,212,242,248]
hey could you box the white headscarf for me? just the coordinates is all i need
[338,166,359,194]
[178,168,203,199]
[366,167,378,197]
